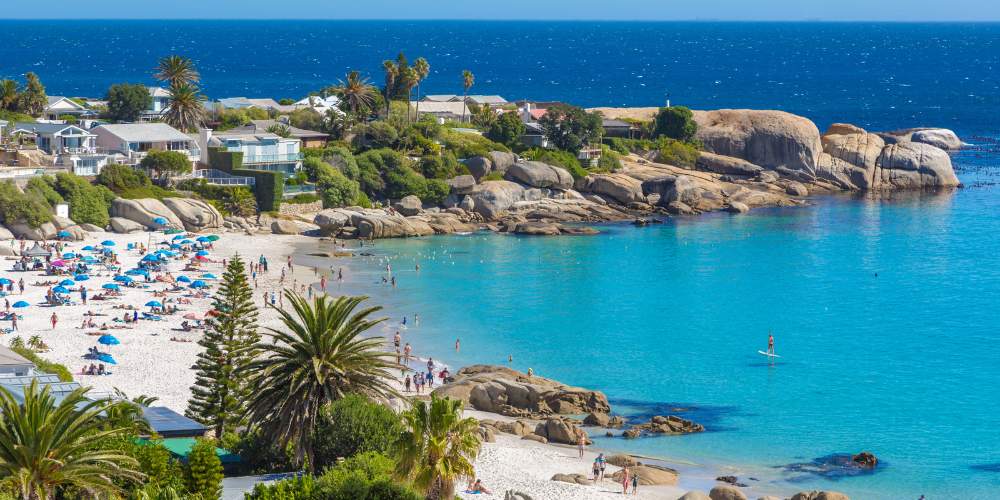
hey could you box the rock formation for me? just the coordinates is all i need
[110,198,184,230]
[609,464,678,486]
[694,109,823,174]
[162,198,224,231]
[505,161,574,190]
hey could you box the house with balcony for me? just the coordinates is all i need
[199,129,302,176]
[92,123,200,167]
[42,96,94,121]
[142,87,172,121]
[10,122,110,175]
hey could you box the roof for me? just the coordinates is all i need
[93,123,192,143]
[528,108,548,120]
[45,96,86,111]
[410,101,468,115]
[148,87,171,98]
[467,95,508,105]
[209,132,293,147]
[216,97,255,109]
[422,94,458,102]
[142,406,207,438]
[24,242,52,257]
[12,122,92,136]
[234,120,328,139]
[602,119,634,128]
[158,437,240,463]
[246,98,281,109]
[0,346,32,368]
[294,95,339,107]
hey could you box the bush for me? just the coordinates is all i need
[652,106,697,141]
[233,169,284,212]
[185,438,223,500]
[538,104,603,153]
[96,163,150,192]
[524,148,588,179]
[24,176,63,207]
[105,83,152,123]
[10,346,72,382]
[317,169,361,209]
[176,179,257,216]
[417,153,463,180]
[140,150,192,179]
[247,453,421,500]
[123,438,186,492]
[481,172,504,181]
[225,429,295,475]
[655,137,700,168]
[245,474,317,500]
[352,121,399,151]
[287,193,320,204]
[596,145,622,172]
[312,395,403,470]
[0,181,52,228]
[288,107,324,131]
[485,110,526,147]
[53,172,110,227]
[439,128,508,158]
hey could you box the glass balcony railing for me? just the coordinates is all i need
[234,152,304,164]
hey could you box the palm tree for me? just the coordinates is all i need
[331,70,378,123]
[164,83,206,132]
[461,70,475,123]
[154,55,200,88]
[0,79,18,111]
[395,395,481,500]
[400,66,418,123]
[412,58,430,122]
[382,60,399,118]
[243,292,400,468]
[0,381,144,499]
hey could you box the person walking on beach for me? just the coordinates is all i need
[404,375,411,392]
[17,278,24,295]
[394,331,401,349]
[404,342,412,363]
[597,453,607,480]
[425,369,434,388]
[80,286,87,305]
[11,314,17,332]
[50,312,58,330]
[592,457,601,482]
[620,466,630,495]
[631,470,639,495]
[577,430,586,458]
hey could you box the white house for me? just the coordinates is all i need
[142,87,171,121]
[293,95,341,115]
[199,129,302,176]
[92,123,200,167]
[42,96,93,121]
[421,95,507,106]
[11,122,110,175]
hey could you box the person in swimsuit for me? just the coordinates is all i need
[767,332,775,355]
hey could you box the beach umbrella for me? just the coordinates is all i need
[170,243,181,249]
[57,230,71,238]
[113,275,134,284]
[82,256,99,263]
[195,250,209,257]
[50,260,66,267]
[82,245,95,251]
[102,283,119,290]
[172,235,185,241]
[196,236,210,243]
[181,239,193,244]
[101,240,115,247]
[176,276,192,283]
[141,254,161,262]
[158,250,177,257]
[200,273,218,279]
[52,286,69,294]
[153,217,168,225]
[124,269,146,276]
[0,278,11,285]
[62,252,76,259]
[205,235,220,242]
[145,300,162,308]
[59,279,75,286]
[12,301,29,308]
[97,353,116,365]
[195,255,209,262]
[190,280,208,288]
[74,274,89,281]
[98,334,120,346]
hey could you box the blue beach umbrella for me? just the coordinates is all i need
[153,217,168,225]
[74,274,89,281]
[172,235,185,241]
[190,280,208,289]
[124,269,145,276]
[141,254,161,262]
[205,235,220,242]
[82,245,95,251]
[180,239,193,244]
[176,276,191,283]
[97,353,116,365]
[62,252,76,259]
[59,279,75,286]
[102,283,119,290]
[113,275,133,283]
[0,278,11,285]
[101,240,115,247]
[98,334,120,346]
[196,236,210,242]
[195,250,209,257]
[200,273,217,280]
[12,301,29,308]
[52,286,69,294]
[82,256,99,263]
[57,230,71,238]
[145,300,162,308]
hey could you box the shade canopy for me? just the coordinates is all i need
[0,278,12,285]
[98,334,120,345]
[102,283,119,290]
[97,353,116,364]
[12,301,29,308]
[101,240,115,246]
[59,279,75,286]
[145,301,163,308]
[74,274,89,281]
[52,286,69,294]
[190,280,208,288]
[153,217,168,225]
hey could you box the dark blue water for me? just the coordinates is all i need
[5,21,1000,135]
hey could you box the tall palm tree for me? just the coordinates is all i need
[395,395,481,500]
[331,70,378,123]
[461,70,475,123]
[154,55,200,88]
[412,58,430,122]
[382,60,399,118]
[243,292,400,468]
[400,66,418,123]
[0,79,18,111]
[0,381,144,499]
[164,83,206,132]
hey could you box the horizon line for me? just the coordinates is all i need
[2,18,1000,23]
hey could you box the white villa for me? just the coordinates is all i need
[421,94,508,106]
[42,96,94,121]
[199,129,302,176]
[10,122,110,175]
[293,95,341,115]
[142,87,172,121]
[92,123,201,167]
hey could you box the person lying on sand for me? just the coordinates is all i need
[465,479,491,494]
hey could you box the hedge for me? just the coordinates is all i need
[234,169,284,212]
[207,147,243,173]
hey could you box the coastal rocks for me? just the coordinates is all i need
[162,197,223,231]
[513,222,561,236]
[666,201,696,215]
[468,181,526,220]
[583,412,610,426]
[789,492,850,500]
[911,128,963,150]
[696,152,763,177]
[270,220,304,235]
[60,225,87,241]
[51,216,76,230]
[679,492,712,500]
[417,213,479,234]
[505,161,574,190]
[446,175,477,194]
[313,209,352,235]
[356,215,434,238]
[623,415,705,438]
[533,418,588,445]
[610,464,678,486]
[693,109,822,174]
[110,198,184,230]
[708,485,748,500]
[851,452,878,468]
[781,453,882,480]
[575,173,646,205]
[489,151,517,174]
[78,223,105,233]
[8,221,57,241]
[392,195,423,216]
[109,217,145,233]
[491,420,534,437]
[520,434,547,444]
[465,156,493,181]
[785,181,809,197]
[0,226,14,240]
[432,365,610,418]
[606,454,638,468]
[459,196,476,212]
[477,424,496,443]
[550,473,590,485]
[875,141,960,189]
[725,202,749,214]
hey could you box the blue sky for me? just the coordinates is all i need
[4,0,999,21]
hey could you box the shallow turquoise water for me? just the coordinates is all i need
[311,152,1000,499]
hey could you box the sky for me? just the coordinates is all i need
[4,0,1000,21]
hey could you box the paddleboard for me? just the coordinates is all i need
[758,350,781,358]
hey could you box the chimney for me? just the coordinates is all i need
[198,128,212,167]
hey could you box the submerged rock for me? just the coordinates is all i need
[781,453,883,480]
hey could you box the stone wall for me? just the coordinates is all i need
[280,200,323,216]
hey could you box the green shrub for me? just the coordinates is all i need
[439,128,508,158]
[233,169,284,212]
[226,429,295,475]
[124,438,186,492]
[97,163,150,192]
[245,474,317,500]
[606,137,631,155]
[537,104,603,153]
[524,148,588,179]
[247,453,421,500]
[185,438,223,500]
[53,172,110,227]
[354,191,372,208]
[485,110,526,146]
[596,145,622,172]
[655,137,700,168]
[287,193,320,204]
[24,176,63,207]
[417,152,464,180]
[652,106,697,141]
[312,395,403,470]
[481,172,504,181]
[352,121,399,151]
[0,181,52,228]
[318,169,361,209]
[10,346,72,382]
[140,150,191,179]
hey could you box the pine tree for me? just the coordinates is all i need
[185,438,223,500]
[186,254,259,437]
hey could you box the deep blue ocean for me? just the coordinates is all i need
[9,20,1000,498]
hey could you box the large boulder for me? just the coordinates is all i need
[606,454,638,467]
[162,198,223,232]
[550,473,590,485]
[679,492,712,500]
[534,418,586,445]
[432,365,610,418]
[694,109,822,174]
[313,209,352,235]
[576,173,645,205]
[465,156,493,180]
[468,181,525,220]
[417,213,478,234]
[505,161,573,190]
[875,141,960,189]
[610,464,678,486]
[513,222,562,236]
[789,492,850,500]
[696,152,763,177]
[392,195,423,216]
[818,124,885,190]
[110,198,184,230]
[709,485,748,500]
[109,217,145,234]
[270,220,303,235]
[78,223,105,233]
[354,214,434,239]
[7,221,57,241]
[0,226,14,240]
[60,225,87,241]
[911,128,963,150]
[489,151,517,174]
[446,175,477,195]
[51,216,76,230]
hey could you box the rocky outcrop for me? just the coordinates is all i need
[606,454,638,468]
[575,173,646,205]
[911,128,963,150]
[694,109,822,174]
[468,181,526,220]
[416,212,479,234]
[51,216,76,230]
[109,217,145,233]
[465,156,493,181]
[61,225,87,241]
[610,464,678,486]
[550,473,590,485]
[392,195,422,216]
[432,365,610,418]
[78,223,105,233]
[678,492,712,500]
[8,221,57,241]
[623,415,704,438]
[356,214,433,239]
[533,418,587,445]
[446,175,477,195]
[696,152,763,177]
[270,220,304,235]
[110,198,184,230]
[708,485,747,500]
[875,141,960,189]
[789,492,850,500]
[851,452,878,468]
[162,198,223,232]
[505,161,573,190]
[489,151,517,174]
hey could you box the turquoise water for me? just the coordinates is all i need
[308,149,1000,499]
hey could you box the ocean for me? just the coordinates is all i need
[9,20,1000,498]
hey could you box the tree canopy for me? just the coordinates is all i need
[538,103,603,153]
[652,106,698,141]
[106,83,152,122]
